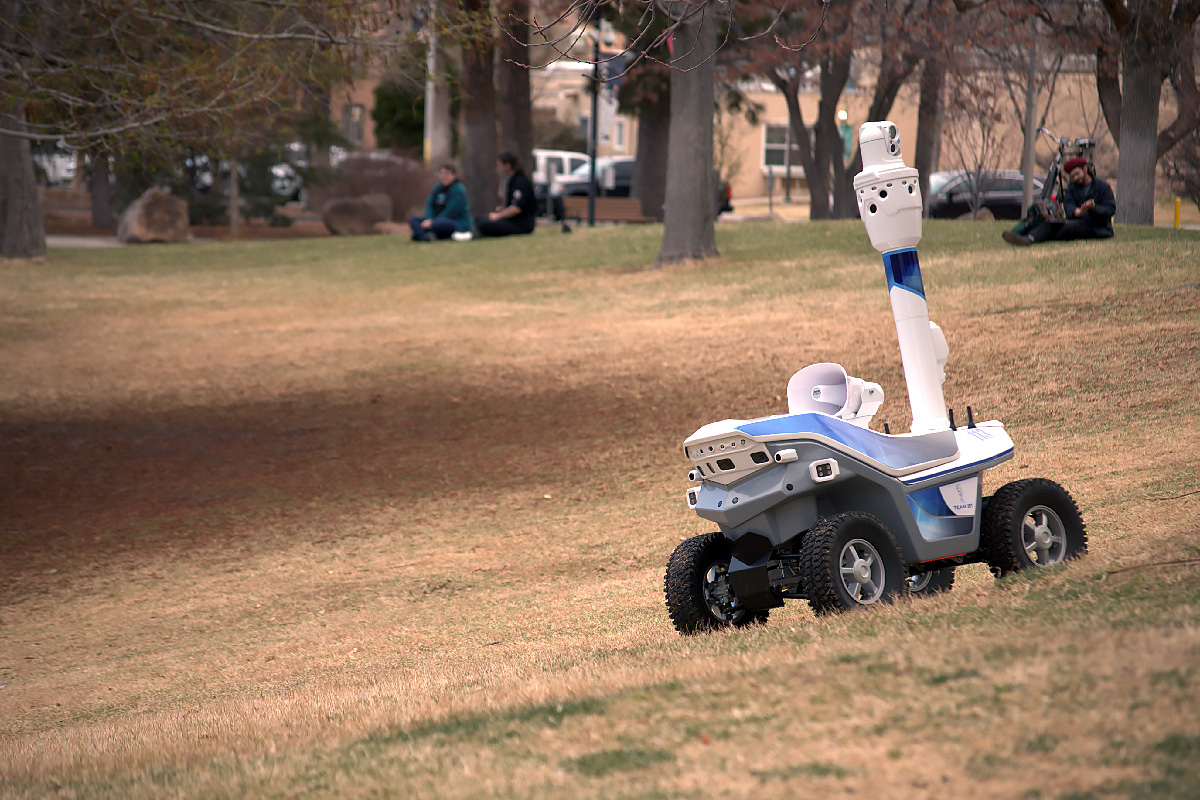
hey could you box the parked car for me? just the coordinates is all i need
[926,170,1045,220]
[548,157,733,220]
[533,148,590,216]
[33,149,76,187]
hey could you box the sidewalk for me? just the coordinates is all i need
[722,197,811,222]
[46,234,122,249]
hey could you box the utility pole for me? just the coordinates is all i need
[587,33,599,227]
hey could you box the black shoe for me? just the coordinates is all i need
[1002,231,1032,247]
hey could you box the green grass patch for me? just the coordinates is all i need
[565,747,676,776]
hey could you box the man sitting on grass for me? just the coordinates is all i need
[409,164,473,242]
[1003,157,1116,246]
[475,152,537,238]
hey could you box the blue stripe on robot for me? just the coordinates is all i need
[884,248,925,298]
[905,485,974,540]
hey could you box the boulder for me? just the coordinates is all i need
[322,193,393,236]
[117,188,191,244]
[957,206,995,221]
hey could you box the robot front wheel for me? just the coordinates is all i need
[980,478,1087,578]
[664,531,770,634]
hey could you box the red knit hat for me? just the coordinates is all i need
[1063,157,1088,173]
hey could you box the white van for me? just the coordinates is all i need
[532,149,590,216]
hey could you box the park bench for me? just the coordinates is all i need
[561,196,656,224]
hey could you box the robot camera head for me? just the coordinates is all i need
[859,122,903,171]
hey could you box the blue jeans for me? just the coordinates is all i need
[409,217,459,241]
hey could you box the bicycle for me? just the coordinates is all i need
[1011,128,1095,233]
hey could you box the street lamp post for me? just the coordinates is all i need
[587,34,599,227]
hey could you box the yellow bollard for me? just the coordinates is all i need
[1176,197,1182,229]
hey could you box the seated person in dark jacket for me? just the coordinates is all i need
[1004,157,1116,246]
[475,152,537,238]
[410,164,473,241]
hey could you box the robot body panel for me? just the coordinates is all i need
[664,120,1085,633]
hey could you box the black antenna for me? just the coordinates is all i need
[948,408,956,431]
[884,422,891,435]
[967,406,976,429]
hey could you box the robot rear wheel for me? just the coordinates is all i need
[801,512,907,616]
[980,478,1087,578]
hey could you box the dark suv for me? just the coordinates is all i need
[926,170,1044,220]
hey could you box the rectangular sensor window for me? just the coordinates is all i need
[809,459,839,483]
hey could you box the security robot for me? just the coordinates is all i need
[664,121,1087,633]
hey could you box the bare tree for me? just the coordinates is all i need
[0,0,404,259]
[984,7,1065,214]
[655,0,723,265]
[942,65,1010,220]
[1091,0,1200,224]
[0,100,44,259]
[619,59,671,219]
[458,0,500,214]
[497,0,535,172]
[526,0,829,263]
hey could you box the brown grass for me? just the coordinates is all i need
[1,222,1198,798]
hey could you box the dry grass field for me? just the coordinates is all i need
[2,220,1198,799]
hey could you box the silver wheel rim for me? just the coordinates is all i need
[907,572,932,592]
[839,538,886,604]
[1021,504,1067,566]
[702,560,744,622]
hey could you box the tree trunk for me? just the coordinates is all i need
[1095,43,1122,149]
[632,102,669,220]
[776,80,820,219]
[656,1,719,267]
[915,56,945,215]
[424,3,454,168]
[821,94,854,217]
[1158,41,1199,158]
[1019,53,1039,214]
[1115,60,1162,225]
[816,13,854,219]
[496,0,533,173]
[460,0,498,221]
[90,150,115,228]
[0,104,46,260]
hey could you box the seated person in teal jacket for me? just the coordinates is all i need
[409,165,472,241]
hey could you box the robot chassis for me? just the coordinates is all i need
[664,122,1087,634]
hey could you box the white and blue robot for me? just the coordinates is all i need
[664,122,1087,633]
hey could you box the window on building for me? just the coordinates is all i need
[762,123,811,169]
[613,119,627,152]
[341,103,365,145]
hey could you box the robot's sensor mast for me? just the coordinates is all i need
[854,122,949,434]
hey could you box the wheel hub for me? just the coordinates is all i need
[1034,524,1054,548]
[839,538,886,605]
[702,561,744,622]
[1022,504,1067,566]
